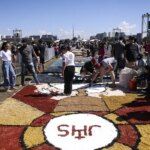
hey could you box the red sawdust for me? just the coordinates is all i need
[31,114,54,127]
[31,143,58,150]
[115,98,150,124]
[13,85,58,113]
[0,126,25,150]
[117,124,139,147]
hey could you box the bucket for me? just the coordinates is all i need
[128,78,137,91]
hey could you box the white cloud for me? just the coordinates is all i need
[58,28,72,39]
[7,28,12,31]
[119,21,136,34]
[38,30,52,35]
[57,28,89,39]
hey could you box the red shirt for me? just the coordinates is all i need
[144,44,150,53]
[91,57,101,69]
[98,48,105,56]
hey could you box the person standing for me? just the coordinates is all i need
[112,37,125,76]
[125,36,140,68]
[98,41,105,63]
[0,42,16,91]
[143,40,150,66]
[32,41,40,73]
[37,40,45,72]
[90,41,97,57]
[19,39,40,86]
[61,45,75,95]
[53,42,59,58]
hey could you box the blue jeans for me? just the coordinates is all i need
[146,53,150,66]
[21,62,39,85]
[2,61,16,88]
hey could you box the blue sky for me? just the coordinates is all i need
[0,0,149,39]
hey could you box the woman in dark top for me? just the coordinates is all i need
[125,36,140,68]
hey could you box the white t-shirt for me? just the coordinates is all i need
[101,57,116,68]
[0,50,12,61]
[62,51,75,66]
[105,44,112,58]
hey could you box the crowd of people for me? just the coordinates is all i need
[0,39,47,92]
[0,37,150,97]
[79,36,150,97]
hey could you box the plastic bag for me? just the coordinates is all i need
[119,67,137,88]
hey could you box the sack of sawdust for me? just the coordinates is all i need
[119,67,137,89]
[34,84,59,95]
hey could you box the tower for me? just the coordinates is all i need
[142,13,150,38]
[112,28,121,39]
[72,26,75,39]
[13,29,22,39]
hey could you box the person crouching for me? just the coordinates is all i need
[90,57,117,87]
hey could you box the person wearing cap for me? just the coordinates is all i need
[18,39,40,86]
[61,44,75,95]
[90,57,117,87]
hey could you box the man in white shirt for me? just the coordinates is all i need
[61,44,75,95]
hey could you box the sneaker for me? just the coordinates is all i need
[11,87,18,90]
[89,82,93,87]
[64,93,71,96]
[58,93,65,96]
[65,94,71,96]
[19,84,25,87]
[36,83,41,85]
[109,84,116,88]
[6,89,12,92]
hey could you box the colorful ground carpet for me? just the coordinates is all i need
[0,84,150,150]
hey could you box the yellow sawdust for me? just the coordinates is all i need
[136,125,150,150]
[24,127,45,148]
[102,94,137,111]
[51,111,75,117]
[102,142,132,150]
[0,98,44,125]
[54,96,108,112]
[104,113,128,124]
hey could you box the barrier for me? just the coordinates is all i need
[0,47,55,83]
[45,47,55,62]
